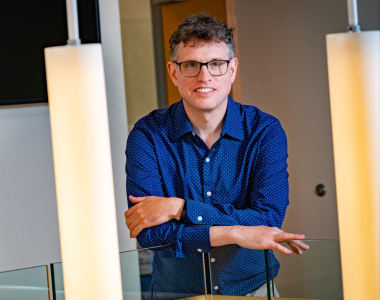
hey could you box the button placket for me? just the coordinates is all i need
[203,151,212,204]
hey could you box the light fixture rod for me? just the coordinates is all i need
[347,0,360,32]
[66,0,81,45]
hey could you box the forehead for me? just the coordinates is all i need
[176,40,228,61]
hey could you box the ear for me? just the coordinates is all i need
[229,57,238,84]
[167,61,179,87]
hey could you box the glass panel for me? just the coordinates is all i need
[51,263,65,300]
[0,265,50,300]
[208,245,271,300]
[52,245,207,300]
[271,240,343,300]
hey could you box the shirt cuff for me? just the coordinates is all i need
[177,224,211,257]
[185,199,215,225]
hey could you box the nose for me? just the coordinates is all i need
[197,65,212,81]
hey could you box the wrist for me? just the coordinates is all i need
[210,226,238,247]
[227,226,240,244]
[171,198,185,220]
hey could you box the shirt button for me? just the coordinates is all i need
[211,258,215,262]
[197,249,202,252]
[207,191,211,196]
[214,286,219,290]
[205,157,210,162]
[192,132,195,136]
[198,216,203,221]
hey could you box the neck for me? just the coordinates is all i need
[183,98,228,149]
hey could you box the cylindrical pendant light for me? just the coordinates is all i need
[326,29,379,300]
[44,1,123,299]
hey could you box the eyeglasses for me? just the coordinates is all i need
[175,60,230,77]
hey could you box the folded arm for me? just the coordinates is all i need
[126,126,307,257]
[126,128,212,257]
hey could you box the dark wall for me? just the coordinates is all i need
[0,0,100,105]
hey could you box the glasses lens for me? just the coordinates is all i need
[181,62,201,77]
[208,61,228,76]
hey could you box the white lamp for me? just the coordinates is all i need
[44,1,123,299]
[326,1,379,299]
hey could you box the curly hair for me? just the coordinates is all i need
[169,12,235,61]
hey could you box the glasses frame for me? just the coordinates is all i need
[175,60,231,77]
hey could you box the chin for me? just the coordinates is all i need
[184,96,227,112]
[190,100,220,111]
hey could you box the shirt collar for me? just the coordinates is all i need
[173,100,194,141]
[173,96,244,142]
[221,96,244,141]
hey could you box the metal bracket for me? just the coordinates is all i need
[348,25,361,33]
[67,39,81,45]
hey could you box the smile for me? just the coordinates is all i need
[195,88,215,93]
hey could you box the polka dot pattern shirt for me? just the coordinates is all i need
[126,96,289,297]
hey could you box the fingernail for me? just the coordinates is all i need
[299,250,303,254]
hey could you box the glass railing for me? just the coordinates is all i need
[207,240,342,300]
[51,245,209,300]
[1,240,343,300]
[0,265,50,300]
[207,245,273,299]
[271,240,343,300]
[50,245,273,300]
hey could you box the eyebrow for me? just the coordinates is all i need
[179,58,228,63]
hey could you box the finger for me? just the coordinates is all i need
[270,242,292,255]
[275,232,305,242]
[128,217,142,237]
[286,241,302,255]
[129,195,146,204]
[124,205,137,219]
[289,239,309,250]
[125,213,137,228]
[131,224,145,238]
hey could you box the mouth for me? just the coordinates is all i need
[194,88,215,93]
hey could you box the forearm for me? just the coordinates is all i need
[136,220,212,258]
[209,226,236,247]
[210,225,308,255]
[185,196,287,228]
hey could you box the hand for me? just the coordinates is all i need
[124,196,185,238]
[233,226,309,255]
[210,225,309,255]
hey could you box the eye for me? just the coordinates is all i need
[210,61,221,67]
[183,62,197,68]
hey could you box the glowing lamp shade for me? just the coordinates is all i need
[45,44,123,300]
[326,31,379,300]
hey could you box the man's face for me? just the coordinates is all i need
[167,41,238,112]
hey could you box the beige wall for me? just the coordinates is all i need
[236,0,343,240]
[235,0,379,239]
[119,0,158,131]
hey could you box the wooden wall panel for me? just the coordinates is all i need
[161,0,241,106]
[225,0,242,103]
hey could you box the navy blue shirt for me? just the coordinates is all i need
[126,96,289,297]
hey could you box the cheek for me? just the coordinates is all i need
[177,80,193,94]
[176,82,190,99]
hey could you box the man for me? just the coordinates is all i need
[125,12,308,298]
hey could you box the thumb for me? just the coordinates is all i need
[129,195,146,203]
